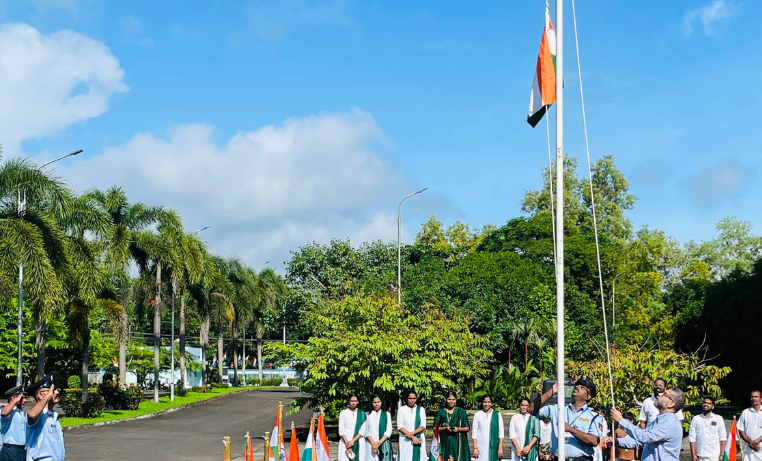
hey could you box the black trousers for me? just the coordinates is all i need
[0,445,26,461]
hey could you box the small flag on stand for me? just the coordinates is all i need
[722,417,737,461]
[527,0,557,128]
[316,412,330,461]
[289,422,299,461]
[429,426,442,461]
[301,418,315,461]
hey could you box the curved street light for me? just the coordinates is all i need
[397,188,427,305]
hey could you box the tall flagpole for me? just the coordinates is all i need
[554,0,565,461]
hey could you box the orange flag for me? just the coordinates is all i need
[289,423,300,461]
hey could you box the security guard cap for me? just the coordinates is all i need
[575,376,597,399]
[4,385,25,397]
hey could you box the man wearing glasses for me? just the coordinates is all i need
[639,379,684,429]
[611,388,685,461]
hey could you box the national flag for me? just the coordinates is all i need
[112,359,118,367]
[316,413,330,461]
[527,0,557,127]
[722,417,737,461]
[289,423,299,461]
[429,425,442,461]
[271,405,288,461]
[211,356,217,368]
[301,418,315,461]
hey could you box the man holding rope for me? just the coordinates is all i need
[529,377,602,461]
[611,388,685,461]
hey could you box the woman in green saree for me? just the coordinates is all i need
[434,391,471,461]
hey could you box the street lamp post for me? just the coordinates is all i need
[397,188,427,306]
[16,149,82,386]
[171,224,210,400]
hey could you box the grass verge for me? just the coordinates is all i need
[61,386,289,428]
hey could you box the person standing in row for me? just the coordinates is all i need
[472,394,504,461]
[339,394,366,461]
[529,377,602,461]
[362,395,393,461]
[510,397,539,461]
[1,386,27,461]
[397,390,426,461]
[689,396,726,461]
[738,390,762,461]
[434,391,470,461]
[612,387,685,461]
[26,376,65,461]
[538,417,553,461]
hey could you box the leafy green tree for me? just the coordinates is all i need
[570,346,731,410]
[268,293,491,416]
[685,217,762,280]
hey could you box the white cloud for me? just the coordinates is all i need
[683,1,740,37]
[0,23,128,154]
[119,15,154,47]
[683,158,752,209]
[56,109,429,269]
[241,0,352,41]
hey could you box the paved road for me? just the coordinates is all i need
[65,389,313,461]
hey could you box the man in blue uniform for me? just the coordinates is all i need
[25,376,65,461]
[529,377,603,461]
[1,386,27,461]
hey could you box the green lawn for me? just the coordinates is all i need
[61,386,288,428]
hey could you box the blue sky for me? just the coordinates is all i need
[1,0,759,268]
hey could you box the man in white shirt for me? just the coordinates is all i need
[639,379,684,428]
[739,390,762,461]
[689,396,726,461]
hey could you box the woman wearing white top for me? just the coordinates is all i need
[339,394,367,461]
[509,397,539,461]
[472,394,505,461]
[362,395,394,461]
[397,390,427,461]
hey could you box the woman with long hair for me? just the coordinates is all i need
[472,394,505,461]
[361,395,393,461]
[434,391,471,461]
[339,393,367,461]
[509,397,539,461]
[397,390,427,461]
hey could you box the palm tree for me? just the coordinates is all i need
[218,258,259,385]
[84,186,163,387]
[253,268,287,384]
[135,210,182,402]
[0,156,70,381]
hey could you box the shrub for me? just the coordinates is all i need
[61,390,83,417]
[287,378,297,387]
[176,381,188,397]
[262,378,282,386]
[123,385,143,410]
[212,383,228,389]
[103,373,114,383]
[82,394,105,418]
[67,376,81,389]
[191,385,210,393]
[96,381,143,411]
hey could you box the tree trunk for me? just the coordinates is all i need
[200,317,210,384]
[81,328,90,401]
[119,332,127,389]
[257,338,263,385]
[217,334,224,383]
[179,292,186,389]
[231,327,238,385]
[35,318,47,380]
[153,263,162,403]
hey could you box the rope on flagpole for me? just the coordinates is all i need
[570,0,615,408]
[545,108,558,280]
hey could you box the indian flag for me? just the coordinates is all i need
[316,413,330,461]
[301,418,316,461]
[271,406,286,461]
[429,426,441,461]
[527,0,557,127]
[722,418,737,461]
